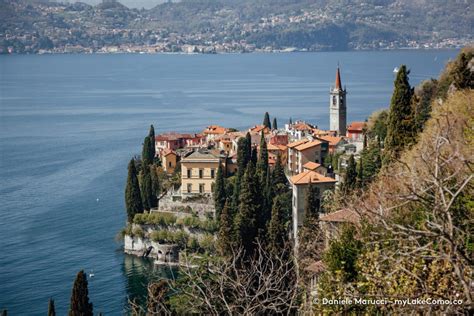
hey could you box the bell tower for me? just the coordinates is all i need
[329,66,347,136]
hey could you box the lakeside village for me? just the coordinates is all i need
[123,67,363,275]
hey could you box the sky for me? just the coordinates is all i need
[69,0,170,9]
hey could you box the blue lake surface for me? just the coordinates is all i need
[0,50,458,314]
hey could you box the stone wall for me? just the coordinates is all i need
[124,235,179,264]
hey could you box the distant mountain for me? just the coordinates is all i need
[0,0,472,53]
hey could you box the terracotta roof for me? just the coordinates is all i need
[347,122,366,132]
[303,161,321,171]
[335,67,342,90]
[155,133,198,141]
[295,140,322,151]
[287,139,308,149]
[267,143,287,151]
[203,125,228,135]
[292,122,314,131]
[318,136,343,146]
[319,209,360,224]
[250,125,269,134]
[305,260,326,274]
[162,149,176,157]
[290,170,336,185]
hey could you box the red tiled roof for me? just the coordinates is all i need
[290,170,336,185]
[318,136,343,146]
[295,140,322,151]
[303,161,321,171]
[203,125,228,135]
[347,122,366,132]
[287,139,308,149]
[319,209,360,224]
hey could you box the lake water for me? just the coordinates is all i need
[0,50,458,314]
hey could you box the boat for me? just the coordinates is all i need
[393,67,399,73]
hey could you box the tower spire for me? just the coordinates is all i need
[335,66,342,90]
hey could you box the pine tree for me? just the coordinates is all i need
[48,298,56,316]
[142,136,154,166]
[216,200,233,256]
[234,163,259,257]
[263,112,271,129]
[452,51,474,90]
[272,117,278,130]
[213,165,226,219]
[267,195,288,256]
[140,165,156,211]
[384,65,416,164]
[148,125,156,160]
[125,159,143,222]
[343,155,357,193]
[69,270,93,316]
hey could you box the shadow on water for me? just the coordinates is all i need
[122,254,178,312]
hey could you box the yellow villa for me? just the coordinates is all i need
[180,150,222,198]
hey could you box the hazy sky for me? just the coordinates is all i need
[70,1,169,9]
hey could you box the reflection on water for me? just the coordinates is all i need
[122,254,177,311]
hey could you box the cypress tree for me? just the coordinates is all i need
[1,310,6,316]
[142,136,154,166]
[48,298,56,316]
[234,163,259,257]
[245,132,252,159]
[216,199,233,256]
[363,133,367,150]
[384,65,416,164]
[298,183,322,256]
[357,158,364,189]
[263,112,271,129]
[125,159,143,222]
[140,165,155,211]
[148,125,156,161]
[272,154,288,195]
[272,117,278,130]
[150,166,160,208]
[213,165,226,219]
[305,183,320,219]
[250,146,258,167]
[256,131,269,184]
[232,137,251,209]
[267,195,288,256]
[343,155,357,193]
[69,270,93,316]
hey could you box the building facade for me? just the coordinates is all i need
[290,170,336,245]
[329,67,347,136]
[180,150,222,198]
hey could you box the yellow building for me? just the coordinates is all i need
[161,149,177,174]
[180,150,222,197]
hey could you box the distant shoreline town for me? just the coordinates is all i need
[2,0,471,55]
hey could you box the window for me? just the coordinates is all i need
[168,161,172,167]
[211,169,215,179]
[187,169,192,178]
[199,184,204,194]
[187,183,192,193]
[199,169,203,179]
[332,95,337,106]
